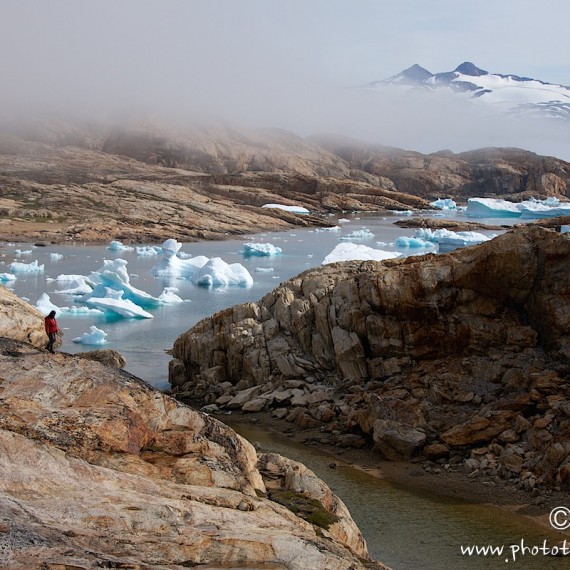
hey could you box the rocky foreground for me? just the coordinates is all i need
[170,226,570,495]
[1,120,569,244]
[0,288,386,569]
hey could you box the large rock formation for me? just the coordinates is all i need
[0,337,385,569]
[1,120,568,243]
[170,226,570,491]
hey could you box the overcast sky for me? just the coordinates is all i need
[1,0,569,158]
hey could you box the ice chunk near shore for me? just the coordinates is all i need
[0,272,16,282]
[431,199,457,210]
[519,199,570,218]
[53,276,93,295]
[107,240,134,252]
[9,260,44,274]
[73,326,107,345]
[35,293,103,316]
[14,249,32,256]
[191,258,253,288]
[315,226,341,232]
[49,252,64,261]
[395,236,437,249]
[466,198,521,217]
[415,228,495,252]
[322,243,401,265]
[340,228,375,240]
[338,218,350,224]
[261,203,310,214]
[241,242,282,256]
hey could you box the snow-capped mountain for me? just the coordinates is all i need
[363,62,570,121]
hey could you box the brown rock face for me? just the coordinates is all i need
[170,227,570,488]
[0,338,384,569]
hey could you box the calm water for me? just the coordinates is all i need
[5,210,562,569]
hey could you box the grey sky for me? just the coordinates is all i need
[1,0,569,158]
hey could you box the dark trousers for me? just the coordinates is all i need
[46,332,57,353]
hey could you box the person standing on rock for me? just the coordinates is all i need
[44,310,59,353]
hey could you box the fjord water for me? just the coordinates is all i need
[5,211,563,569]
[3,211,498,389]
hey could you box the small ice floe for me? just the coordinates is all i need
[136,245,162,256]
[0,273,16,282]
[9,260,44,274]
[261,203,310,214]
[315,226,341,232]
[49,252,64,261]
[389,210,413,216]
[322,243,401,265]
[340,228,374,240]
[191,258,253,288]
[14,249,32,256]
[338,218,350,224]
[241,242,282,257]
[82,289,153,319]
[415,228,495,252]
[430,199,457,210]
[107,240,134,252]
[72,326,107,345]
[35,293,103,316]
[157,287,187,303]
[395,236,437,249]
[255,267,275,273]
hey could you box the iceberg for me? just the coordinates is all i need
[255,267,275,273]
[35,293,103,316]
[0,272,16,282]
[430,199,457,210]
[261,203,310,214]
[157,287,186,303]
[519,199,570,218]
[9,260,45,274]
[107,240,134,252]
[340,228,375,240]
[191,258,253,288]
[72,326,107,345]
[415,228,495,251]
[151,238,208,278]
[315,226,341,232]
[83,288,153,319]
[338,218,350,224]
[241,242,283,256]
[136,245,162,256]
[54,276,93,295]
[14,249,32,256]
[322,242,401,265]
[466,198,523,218]
[49,252,64,261]
[395,236,437,249]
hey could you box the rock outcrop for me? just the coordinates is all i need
[0,337,385,569]
[1,121,569,243]
[170,226,570,492]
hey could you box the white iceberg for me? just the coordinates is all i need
[54,276,93,295]
[431,199,457,210]
[191,258,253,288]
[415,228,495,251]
[9,260,45,274]
[14,249,32,256]
[241,242,283,256]
[0,272,16,282]
[107,240,134,252]
[315,226,342,232]
[157,287,186,303]
[340,228,375,240]
[152,253,209,278]
[466,198,522,218]
[255,267,275,273]
[338,218,350,224]
[519,198,570,219]
[136,245,162,256]
[395,236,437,249]
[261,203,310,214]
[83,288,153,319]
[35,293,103,316]
[322,243,401,265]
[72,326,107,345]
[49,252,64,261]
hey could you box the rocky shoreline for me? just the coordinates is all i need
[169,226,570,510]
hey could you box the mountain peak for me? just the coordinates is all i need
[400,64,433,82]
[454,62,488,76]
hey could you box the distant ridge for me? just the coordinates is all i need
[363,62,570,121]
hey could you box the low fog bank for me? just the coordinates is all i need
[2,86,568,164]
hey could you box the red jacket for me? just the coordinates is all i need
[45,316,58,334]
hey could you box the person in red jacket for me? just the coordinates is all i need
[44,310,59,353]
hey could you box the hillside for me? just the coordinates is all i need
[0,120,569,243]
